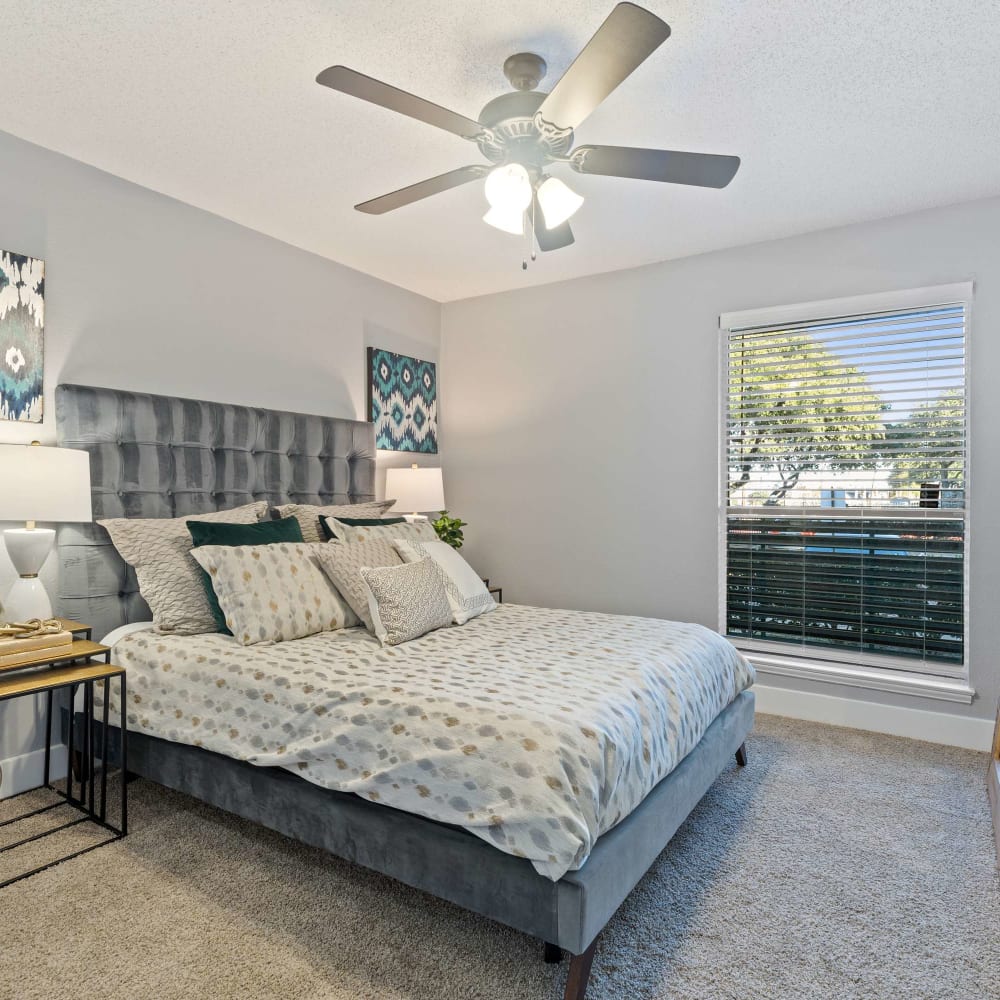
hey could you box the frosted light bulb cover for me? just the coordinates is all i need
[484,164,532,212]
[483,206,525,235]
[537,176,584,229]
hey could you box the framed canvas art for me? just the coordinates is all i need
[367,347,438,453]
[0,250,44,423]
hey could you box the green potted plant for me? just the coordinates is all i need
[432,511,468,549]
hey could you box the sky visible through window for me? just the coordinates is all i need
[819,306,964,421]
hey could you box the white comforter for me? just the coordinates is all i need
[110,604,754,879]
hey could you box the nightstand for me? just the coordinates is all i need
[0,620,127,888]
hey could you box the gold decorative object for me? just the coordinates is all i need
[0,617,64,638]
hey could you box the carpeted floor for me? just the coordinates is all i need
[2,714,998,1000]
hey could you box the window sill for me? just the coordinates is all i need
[744,651,975,704]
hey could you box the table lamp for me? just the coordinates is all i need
[0,442,92,621]
[385,464,445,520]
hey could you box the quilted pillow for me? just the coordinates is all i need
[359,558,453,647]
[271,501,395,543]
[189,541,358,645]
[322,516,438,545]
[99,502,268,635]
[314,538,402,630]
[394,539,496,626]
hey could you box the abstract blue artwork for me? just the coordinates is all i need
[0,250,44,423]
[368,347,438,453]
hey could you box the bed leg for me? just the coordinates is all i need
[735,742,748,767]
[544,942,563,964]
[563,938,598,1000]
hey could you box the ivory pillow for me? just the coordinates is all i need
[393,539,496,626]
[359,558,453,647]
[314,538,402,630]
[271,501,395,543]
[190,541,358,645]
[99,502,268,635]
[322,516,438,545]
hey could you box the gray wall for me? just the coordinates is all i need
[0,129,441,772]
[441,196,1000,723]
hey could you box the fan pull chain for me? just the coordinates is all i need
[522,203,538,271]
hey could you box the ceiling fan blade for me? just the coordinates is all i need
[356,166,488,215]
[532,195,575,251]
[317,66,487,141]
[571,145,741,188]
[536,3,670,133]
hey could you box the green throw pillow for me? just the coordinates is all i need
[318,515,405,541]
[188,516,304,633]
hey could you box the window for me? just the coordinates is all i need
[720,284,970,678]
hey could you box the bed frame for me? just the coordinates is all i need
[56,382,754,999]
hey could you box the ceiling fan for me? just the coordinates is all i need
[316,2,740,255]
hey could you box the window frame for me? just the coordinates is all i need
[717,282,973,685]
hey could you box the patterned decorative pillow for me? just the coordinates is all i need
[313,539,402,630]
[359,558,453,646]
[271,501,395,543]
[187,515,305,634]
[189,541,359,645]
[99,502,269,635]
[322,516,438,545]
[394,539,496,626]
[318,516,405,541]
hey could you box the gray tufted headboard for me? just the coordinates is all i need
[56,383,376,639]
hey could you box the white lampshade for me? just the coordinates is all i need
[484,164,532,213]
[0,443,93,523]
[536,176,584,229]
[385,465,445,515]
[483,205,525,235]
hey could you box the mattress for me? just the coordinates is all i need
[108,604,754,879]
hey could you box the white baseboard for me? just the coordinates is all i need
[754,683,994,752]
[0,744,68,799]
[988,760,999,866]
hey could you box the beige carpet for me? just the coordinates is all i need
[2,714,998,1000]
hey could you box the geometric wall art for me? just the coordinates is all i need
[367,347,438,453]
[0,249,45,423]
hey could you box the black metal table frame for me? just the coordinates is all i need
[0,636,128,889]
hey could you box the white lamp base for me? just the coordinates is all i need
[3,527,55,621]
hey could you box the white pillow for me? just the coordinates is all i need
[100,621,156,647]
[393,539,496,625]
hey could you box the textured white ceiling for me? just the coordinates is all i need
[1,1,998,302]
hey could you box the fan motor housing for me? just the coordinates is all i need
[476,91,574,164]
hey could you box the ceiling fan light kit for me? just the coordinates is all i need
[481,162,579,239]
[317,2,741,265]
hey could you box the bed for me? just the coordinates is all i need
[56,382,755,999]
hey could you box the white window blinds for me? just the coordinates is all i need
[722,287,969,674]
